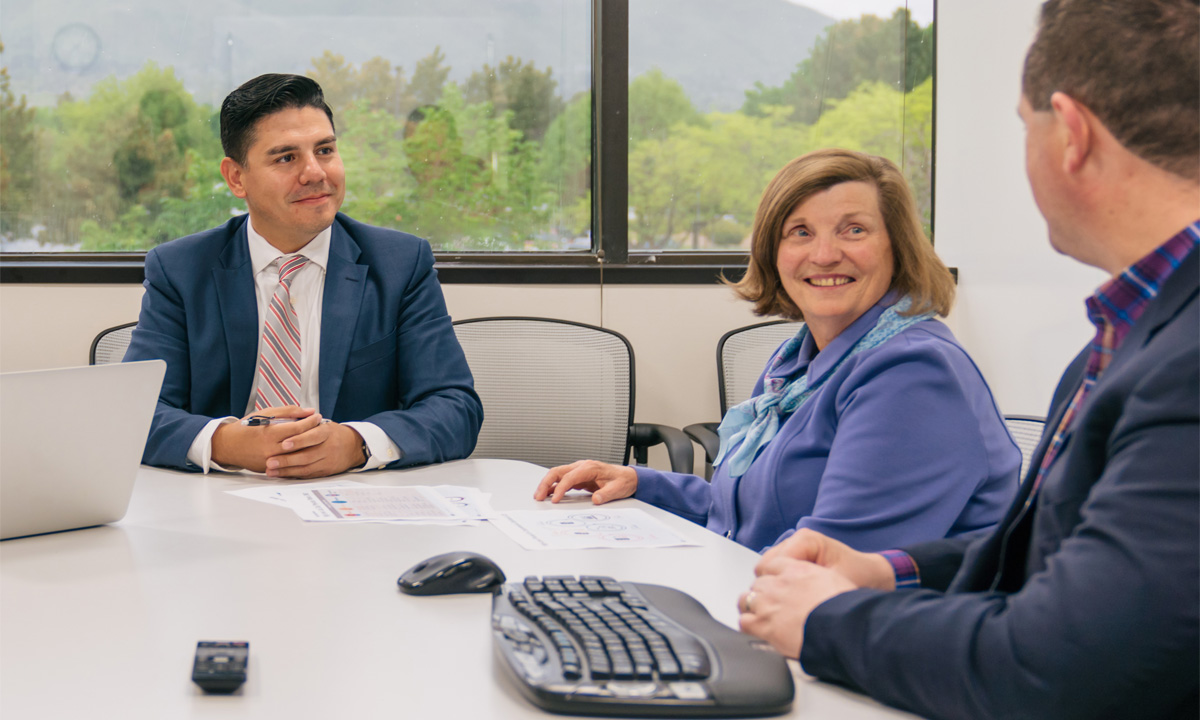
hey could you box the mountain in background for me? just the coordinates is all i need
[5,0,832,111]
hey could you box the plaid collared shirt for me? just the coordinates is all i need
[885,222,1200,588]
[1029,223,1200,499]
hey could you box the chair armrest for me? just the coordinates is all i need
[682,423,720,464]
[628,423,695,474]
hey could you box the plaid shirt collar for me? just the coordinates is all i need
[1083,222,1200,370]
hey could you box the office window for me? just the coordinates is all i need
[0,1,590,253]
[626,0,934,251]
[0,0,935,275]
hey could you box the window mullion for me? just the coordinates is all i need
[592,0,629,264]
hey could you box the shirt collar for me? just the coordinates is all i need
[1084,221,1200,346]
[246,217,332,276]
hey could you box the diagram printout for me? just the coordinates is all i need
[493,508,700,550]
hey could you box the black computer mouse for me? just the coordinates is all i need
[397,551,507,596]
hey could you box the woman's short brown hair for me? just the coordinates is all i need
[730,148,954,320]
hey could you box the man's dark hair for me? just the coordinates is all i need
[1023,0,1199,180]
[220,74,336,165]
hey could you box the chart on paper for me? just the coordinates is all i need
[289,486,465,521]
[493,508,700,550]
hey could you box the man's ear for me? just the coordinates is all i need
[220,157,248,199]
[1049,91,1093,175]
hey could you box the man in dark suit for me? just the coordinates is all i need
[737,1,1199,718]
[125,74,482,478]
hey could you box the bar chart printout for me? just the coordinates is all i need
[288,486,467,521]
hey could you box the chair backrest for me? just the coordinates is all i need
[717,320,804,413]
[90,322,138,365]
[1004,414,1047,483]
[452,317,634,468]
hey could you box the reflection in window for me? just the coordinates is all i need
[0,2,590,253]
[627,1,934,250]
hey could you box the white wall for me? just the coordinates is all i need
[934,0,1106,415]
[0,0,1108,466]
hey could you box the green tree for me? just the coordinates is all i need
[464,57,564,142]
[628,68,704,145]
[628,107,807,249]
[338,101,412,229]
[153,147,241,242]
[409,47,451,107]
[113,86,196,207]
[902,77,934,231]
[905,22,935,95]
[308,52,562,251]
[308,53,411,118]
[307,51,358,114]
[539,92,590,201]
[390,83,555,251]
[808,78,934,229]
[538,92,591,240]
[0,40,37,239]
[357,56,409,115]
[809,81,905,158]
[743,10,931,124]
[41,63,221,249]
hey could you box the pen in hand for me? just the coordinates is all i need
[241,415,331,427]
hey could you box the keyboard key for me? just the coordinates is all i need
[669,682,710,701]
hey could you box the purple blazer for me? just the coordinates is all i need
[634,297,1020,552]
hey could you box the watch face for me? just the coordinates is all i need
[52,23,101,71]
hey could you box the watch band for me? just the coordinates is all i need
[357,438,371,469]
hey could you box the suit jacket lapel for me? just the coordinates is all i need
[987,245,1200,588]
[212,221,259,415]
[1028,349,1088,481]
[319,220,367,415]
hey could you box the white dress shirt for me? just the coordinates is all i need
[186,220,402,472]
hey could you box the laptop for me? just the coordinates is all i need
[0,360,165,540]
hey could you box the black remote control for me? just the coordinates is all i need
[192,641,249,693]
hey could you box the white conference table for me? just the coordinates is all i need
[1,459,918,719]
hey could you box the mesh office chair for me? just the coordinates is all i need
[683,320,804,479]
[90,322,138,365]
[1003,414,1047,483]
[452,317,693,472]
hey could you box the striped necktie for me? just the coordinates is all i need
[254,254,309,410]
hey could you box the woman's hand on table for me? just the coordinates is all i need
[533,460,639,504]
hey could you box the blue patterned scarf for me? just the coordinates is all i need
[713,296,935,479]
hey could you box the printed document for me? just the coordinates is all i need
[228,482,493,524]
[492,508,699,550]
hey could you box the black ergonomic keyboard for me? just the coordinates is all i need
[492,576,794,717]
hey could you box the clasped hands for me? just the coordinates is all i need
[212,405,366,479]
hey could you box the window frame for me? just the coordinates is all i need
[0,0,931,286]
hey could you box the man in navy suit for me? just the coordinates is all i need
[125,74,482,478]
[737,1,1199,718]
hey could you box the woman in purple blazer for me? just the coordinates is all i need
[535,149,1020,553]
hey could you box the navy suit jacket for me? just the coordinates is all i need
[801,247,1199,720]
[125,213,483,471]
